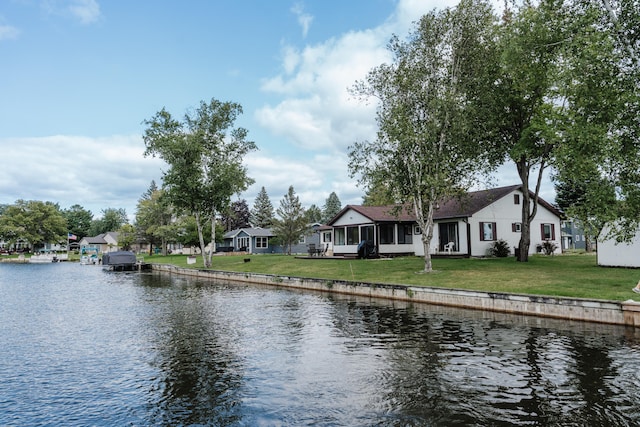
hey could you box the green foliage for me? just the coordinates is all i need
[135,183,173,255]
[541,240,558,256]
[272,186,307,255]
[118,223,136,251]
[90,208,128,235]
[322,192,342,223]
[0,200,67,249]
[489,239,511,258]
[305,204,322,224]
[349,0,499,272]
[250,186,274,228]
[142,97,257,267]
[221,199,250,231]
[62,204,93,240]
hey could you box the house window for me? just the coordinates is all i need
[335,228,345,245]
[380,224,395,244]
[414,225,421,235]
[398,224,413,244]
[512,222,522,232]
[322,231,332,243]
[541,223,555,240]
[346,226,359,245]
[480,222,497,241]
[256,237,268,248]
[298,235,306,244]
[514,194,520,204]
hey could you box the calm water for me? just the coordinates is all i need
[2,263,640,426]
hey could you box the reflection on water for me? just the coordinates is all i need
[1,263,640,426]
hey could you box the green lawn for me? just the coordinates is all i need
[143,252,640,302]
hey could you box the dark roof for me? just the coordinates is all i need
[224,227,275,239]
[328,185,562,224]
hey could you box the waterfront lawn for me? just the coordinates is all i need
[145,253,640,302]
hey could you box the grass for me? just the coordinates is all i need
[141,252,640,302]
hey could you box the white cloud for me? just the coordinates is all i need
[0,135,164,219]
[291,3,313,38]
[41,0,101,25]
[0,24,20,41]
[68,0,101,25]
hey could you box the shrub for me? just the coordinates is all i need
[541,240,558,255]
[489,239,511,257]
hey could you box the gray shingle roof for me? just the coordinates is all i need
[328,185,562,224]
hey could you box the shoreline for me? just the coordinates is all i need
[151,263,640,328]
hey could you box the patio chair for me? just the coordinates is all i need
[307,243,316,257]
[444,241,455,254]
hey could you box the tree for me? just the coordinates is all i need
[349,0,499,272]
[554,0,640,241]
[321,192,342,223]
[89,208,128,235]
[362,179,395,206]
[250,186,274,228]
[118,224,136,251]
[135,183,173,255]
[554,173,615,252]
[221,199,250,231]
[272,186,307,255]
[0,200,67,251]
[62,204,93,240]
[305,204,322,223]
[143,98,257,268]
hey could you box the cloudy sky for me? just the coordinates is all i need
[0,0,548,220]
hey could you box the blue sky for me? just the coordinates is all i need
[1,0,546,220]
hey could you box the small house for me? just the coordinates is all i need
[326,185,563,258]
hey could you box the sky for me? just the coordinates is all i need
[0,0,553,221]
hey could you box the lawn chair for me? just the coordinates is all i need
[444,241,455,254]
[307,243,316,257]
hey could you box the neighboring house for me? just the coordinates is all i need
[597,226,640,268]
[222,227,275,254]
[326,185,563,258]
[560,219,590,251]
[79,232,120,254]
[221,224,323,255]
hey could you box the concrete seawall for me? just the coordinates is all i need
[151,264,640,327]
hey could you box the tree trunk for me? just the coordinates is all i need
[195,212,209,268]
[206,214,216,268]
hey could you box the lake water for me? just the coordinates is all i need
[2,262,640,426]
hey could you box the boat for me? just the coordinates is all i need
[102,251,139,271]
[80,254,100,265]
[29,253,68,263]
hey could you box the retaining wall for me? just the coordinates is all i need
[151,264,640,327]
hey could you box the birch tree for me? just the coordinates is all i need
[349,0,499,272]
[143,98,256,268]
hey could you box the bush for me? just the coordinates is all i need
[541,240,558,255]
[489,239,511,257]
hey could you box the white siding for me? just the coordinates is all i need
[598,226,640,268]
[469,189,561,257]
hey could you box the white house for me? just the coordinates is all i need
[325,185,563,258]
[79,232,120,254]
[597,226,640,268]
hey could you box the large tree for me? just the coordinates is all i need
[143,98,257,268]
[321,192,342,223]
[0,200,67,251]
[89,208,128,236]
[135,182,173,255]
[221,199,250,231]
[62,204,93,240]
[272,186,307,255]
[349,0,499,272]
[554,0,640,241]
[250,186,274,228]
